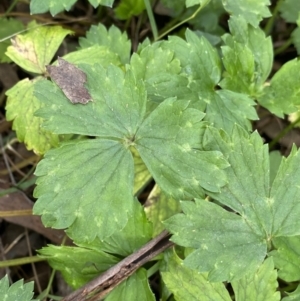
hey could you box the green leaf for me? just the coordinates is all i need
[205,126,300,238]
[165,125,300,281]
[63,45,121,66]
[30,0,75,15]
[30,0,114,16]
[282,285,300,301]
[39,201,152,288]
[33,139,136,242]
[161,250,231,301]
[114,0,145,20]
[258,59,300,117]
[270,236,300,282]
[279,0,300,23]
[221,0,271,27]
[220,16,273,97]
[160,29,257,130]
[130,42,189,105]
[5,78,59,154]
[205,120,266,226]
[0,275,36,301]
[132,30,257,132]
[33,64,147,242]
[145,185,181,236]
[205,89,257,132]
[269,146,300,237]
[0,18,24,63]
[135,97,229,200]
[34,62,228,242]
[159,29,221,108]
[35,64,146,136]
[269,151,282,186]
[105,269,155,301]
[164,199,266,282]
[39,244,119,289]
[6,23,72,74]
[166,29,222,94]
[79,24,131,65]
[75,200,153,257]
[231,257,280,301]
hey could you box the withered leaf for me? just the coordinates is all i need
[46,57,92,104]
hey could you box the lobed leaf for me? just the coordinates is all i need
[63,45,121,67]
[205,89,257,132]
[231,257,280,301]
[220,16,273,97]
[135,98,229,200]
[164,199,266,282]
[205,127,300,238]
[0,275,36,301]
[33,139,136,242]
[6,23,72,74]
[258,59,300,117]
[39,245,119,289]
[30,0,114,16]
[79,24,131,65]
[279,0,300,23]
[161,250,232,301]
[5,78,59,154]
[35,64,147,137]
[221,0,271,27]
[105,269,155,301]
[165,29,221,92]
[160,29,257,130]
[75,200,153,257]
[165,125,300,281]
[130,42,190,105]
[270,236,300,282]
[204,126,270,236]
[269,146,300,237]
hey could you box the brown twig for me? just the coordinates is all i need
[62,230,174,301]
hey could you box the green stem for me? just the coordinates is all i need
[0,256,44,267]
[37,269,57,300]
[0,176,36,197]
[4,0,19,17]
[274,37,292,55]
[144,0,158,41]
[269,115,300,149]
[156,3,208,41]
[147,261,161,278]
[264,0,285,35]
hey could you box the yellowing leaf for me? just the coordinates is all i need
[5,78,59,154]
[6,24,72,74]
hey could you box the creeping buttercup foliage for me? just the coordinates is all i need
[4,0,300,300]
[0,276,37,301]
